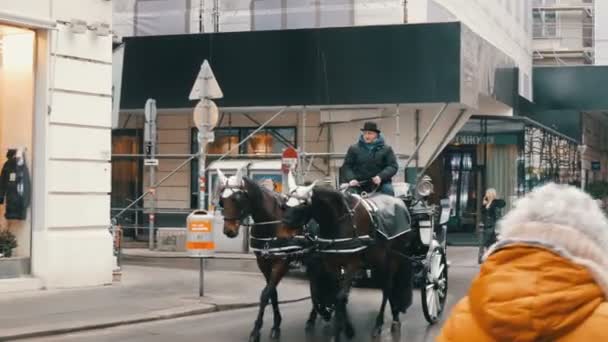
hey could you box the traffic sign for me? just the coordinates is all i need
[144,159,159,166]
[189,60,223,100]
[193,99,219,129]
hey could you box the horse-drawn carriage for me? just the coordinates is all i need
[217,167,449,341]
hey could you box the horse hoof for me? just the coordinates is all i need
[345,324,355,339]
[270,328,281,340]
[305,320,315,332]
[249,332,260,342]
[372,326,383,338]
[391,321,401,333]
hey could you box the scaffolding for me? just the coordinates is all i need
[533,1,595,65]
[111,104,427,249]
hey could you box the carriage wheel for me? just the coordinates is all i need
[421,244,448,324]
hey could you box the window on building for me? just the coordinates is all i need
[242,127,297,154]
[533,0,558,38]
[190,126,296,208]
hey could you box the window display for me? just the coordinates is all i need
[0,24,35,260]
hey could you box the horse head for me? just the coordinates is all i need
[278,171,317,238]
[217,167,248,238]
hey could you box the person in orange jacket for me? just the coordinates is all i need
[438,183,608,342]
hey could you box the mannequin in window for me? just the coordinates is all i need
[0,148,31,222]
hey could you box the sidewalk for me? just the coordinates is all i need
[0,265,311,341]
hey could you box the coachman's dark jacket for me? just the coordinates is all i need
[341,134,398,187]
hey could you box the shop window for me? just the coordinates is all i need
[111,130,143,238]
[207,128,240,156]
[241,127,296,154]
[0,24,35,262]
[190,126,296,208]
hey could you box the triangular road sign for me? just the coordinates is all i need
[189,60,224,100]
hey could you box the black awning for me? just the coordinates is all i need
[534,65,608,111]
[120,23,462,109]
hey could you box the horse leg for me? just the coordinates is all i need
[389,256,413,333]
[305,256,320,331]
[306,306,318,331]
[373,257,394,337]
[372,290,389,337]
[248,259,273,342]
[334,263,357,342]
[269,261,289,340]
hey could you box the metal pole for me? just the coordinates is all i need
[149,150,156,250]
[144,99,158,250]
[199,258,205,296]
[415,109,420,171]
[402,103,449,171]
[198,101,210,211]
[301,106,306,181]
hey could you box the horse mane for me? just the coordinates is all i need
[312,187,351,214]
[242,177,285,218]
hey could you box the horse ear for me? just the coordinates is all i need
[288,170,298,192]
[216,168,227,185]
[304,180,317,194]
[235,166,246,183]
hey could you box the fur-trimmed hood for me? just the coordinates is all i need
[489,183,608,297]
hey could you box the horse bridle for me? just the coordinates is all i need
[219,184,282,227]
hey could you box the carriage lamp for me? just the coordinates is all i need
[416,176,434,198]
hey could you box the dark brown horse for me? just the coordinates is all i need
[280,181,417,341]
[217,168,334,342]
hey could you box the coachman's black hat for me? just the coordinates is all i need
[361,121,381,133]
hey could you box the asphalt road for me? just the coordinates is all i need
[25,264,478,342]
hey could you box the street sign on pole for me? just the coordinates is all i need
[281,147,298,194]
[189,60,223,100]
[193,99,220,130]
[190,60,223,297]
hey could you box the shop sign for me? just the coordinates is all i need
[452,135,495,145]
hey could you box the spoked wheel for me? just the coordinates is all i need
[421,244,448,324]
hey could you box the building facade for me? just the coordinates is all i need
[0,0,114,291]
[532,0,594,65]
[112,1,534,249]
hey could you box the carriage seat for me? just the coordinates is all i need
[353,193,412,240]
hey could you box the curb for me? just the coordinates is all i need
[1,296,311,341]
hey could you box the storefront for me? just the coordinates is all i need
[0,23,35,276]
[429,116,580,245]
[1,0,114,291]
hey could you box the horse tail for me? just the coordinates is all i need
[391,258,413,313]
